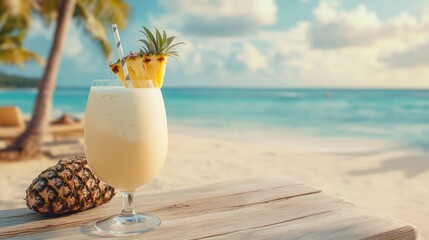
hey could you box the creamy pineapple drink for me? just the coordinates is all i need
[84,26,184,235]
[84,85,167,191]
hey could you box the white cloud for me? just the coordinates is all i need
[309,0,429,51]
[28,18,94,72]
[381,39,429,68]
[313,0,340,24]
[28,18,82,57]
[159,0,276,25]
[157,0,277,37]
[28,18,54,40]
[271,1,429,87]
[236,43,268,72]
[156,0,429,88]
[314,1,381,28]
[62,23,83,57]
[310,1,382,48]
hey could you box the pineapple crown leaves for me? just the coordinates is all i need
[139,26,185,58]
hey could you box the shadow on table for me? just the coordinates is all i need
[80,221,117,239]
[0,207,115,239]
[0,207,73,228]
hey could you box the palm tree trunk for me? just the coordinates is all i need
[0,0,76,160]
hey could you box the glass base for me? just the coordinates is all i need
[94,213,161,235]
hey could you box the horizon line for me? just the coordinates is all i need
[2,86,429,91]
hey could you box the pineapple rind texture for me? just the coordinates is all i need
[25,156,115,215]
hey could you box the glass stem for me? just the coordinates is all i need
[119,192,137,218]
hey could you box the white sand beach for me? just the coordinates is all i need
[0,128,428,239]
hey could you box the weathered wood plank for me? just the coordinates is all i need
[0,178,416,240]
[203,205,417,240]
[0,178,302,237]
[5,192,340,240]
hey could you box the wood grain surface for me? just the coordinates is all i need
[0,178,417,239]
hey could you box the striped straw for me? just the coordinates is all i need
[111,24,133,88]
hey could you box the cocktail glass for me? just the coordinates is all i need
[84,80,167,235]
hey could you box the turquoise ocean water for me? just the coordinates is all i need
[1,88,428,148]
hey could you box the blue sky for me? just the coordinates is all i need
[1,0,429,88]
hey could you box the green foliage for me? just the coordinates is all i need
[74,0,130,58]
[0,0,130,65]
[139,27,185,57]
[0,0,42,66]
[0,47,44,66]
[0,72,39,88]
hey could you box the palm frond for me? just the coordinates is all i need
[91,0,129,28]
[0,0,42,67]
[0,47,44,66]
[0,0,32,38]
[36,0,61,25]
[0,0,32,27]
[74,0,130,58]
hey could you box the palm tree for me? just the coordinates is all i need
[0,0,44,65]
[0,0,130,160]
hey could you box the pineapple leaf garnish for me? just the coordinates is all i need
[139,26,185,58]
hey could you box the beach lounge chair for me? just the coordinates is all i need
[0,106,25,142]
[49,114,84,141]
[0,106,84,142]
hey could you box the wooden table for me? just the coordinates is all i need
[0,178,417,239]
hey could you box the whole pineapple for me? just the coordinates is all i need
[109,27,184,88]
[25,156,115,215]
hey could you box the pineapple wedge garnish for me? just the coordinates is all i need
[109,27,184,88]
[110,53,167,88]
